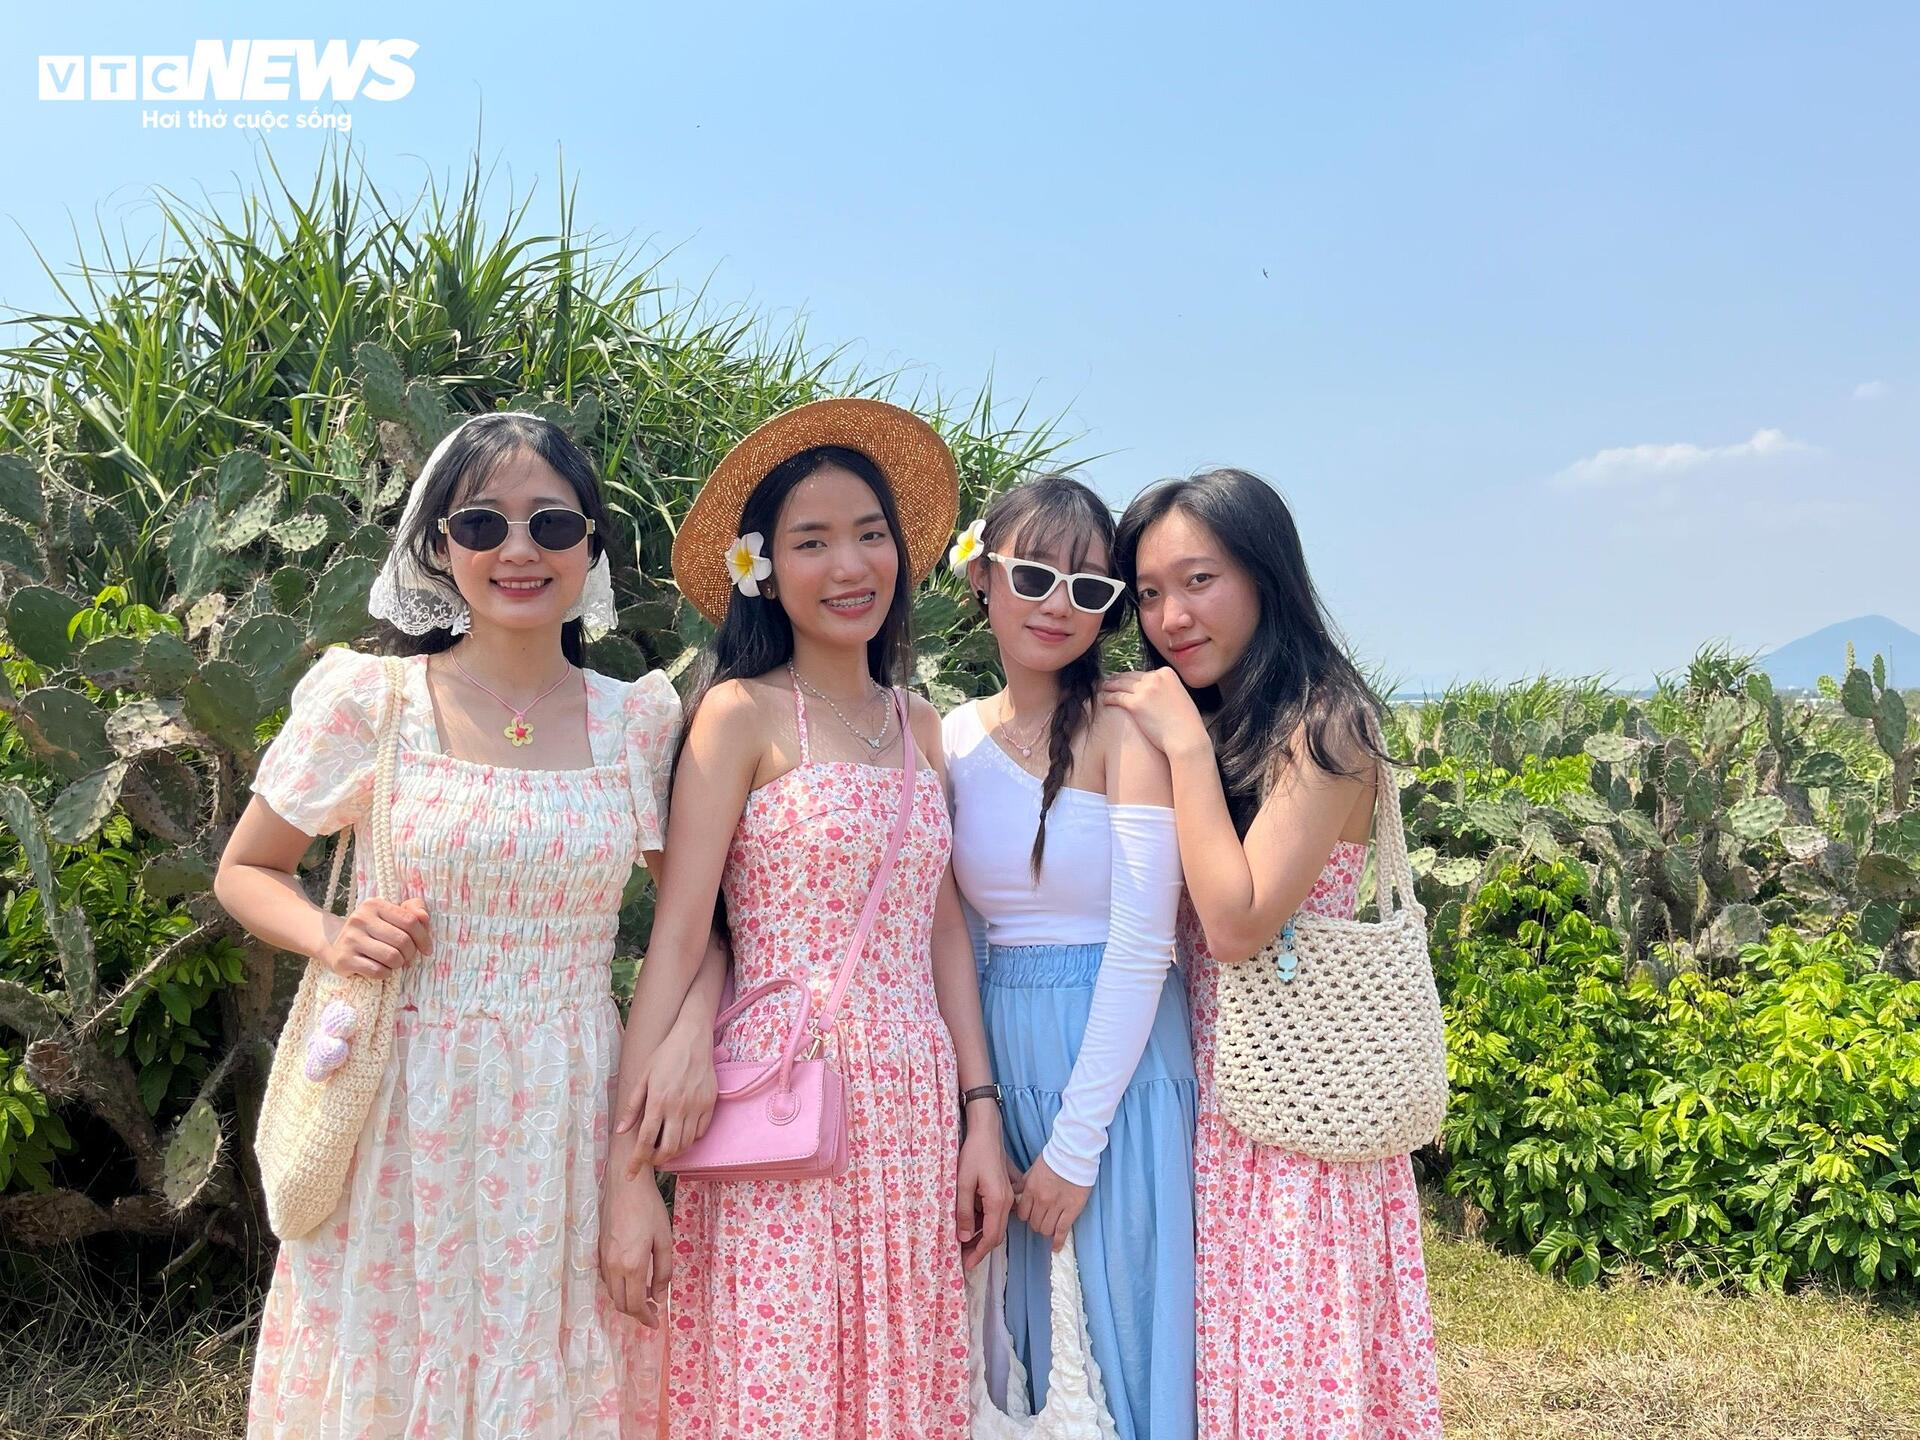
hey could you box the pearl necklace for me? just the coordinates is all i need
[788,664,892,752]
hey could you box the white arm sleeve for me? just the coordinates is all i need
[1040,803,1182,1185]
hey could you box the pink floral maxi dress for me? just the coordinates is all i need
[667,686,969,1439]
[1184,841,1445,1440]
[246,648,680,1439]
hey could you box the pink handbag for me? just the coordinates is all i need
[661,688,916,1182]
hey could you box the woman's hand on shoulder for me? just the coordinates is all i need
[1100,669,1209,761]
[1098,699,1176,807]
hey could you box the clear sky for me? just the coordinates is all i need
[3,3,1915,690]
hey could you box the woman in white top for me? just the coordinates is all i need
[943,474,1197,1440]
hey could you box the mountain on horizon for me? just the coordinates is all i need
[1759,614,1916,691]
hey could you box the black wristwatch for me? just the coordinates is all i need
[960,1083,1002,1110]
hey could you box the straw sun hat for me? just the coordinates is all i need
[671,398,960,626]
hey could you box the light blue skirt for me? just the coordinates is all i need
[982,941,1199,1440]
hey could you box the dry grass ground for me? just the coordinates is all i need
[5,1205,1918,1439]
[1427,1213,1920,1440]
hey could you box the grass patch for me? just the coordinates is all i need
[1428,1200,1920,1440]
[4,1204,1918,1438]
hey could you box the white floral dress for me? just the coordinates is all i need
[246,647,679,1440]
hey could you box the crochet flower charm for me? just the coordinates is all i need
[724,532,773,597]
[948,518,985,571]
[303,998,361,1082]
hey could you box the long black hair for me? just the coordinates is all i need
[676,445,914,777]
[972,473,1129,875]
[382,412,614,668]
[1113,468,1387,836]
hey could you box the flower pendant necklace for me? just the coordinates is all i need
[452,654,576,747]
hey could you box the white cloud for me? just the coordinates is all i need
[1854,379,1890,400]
[1549,427,1811,491]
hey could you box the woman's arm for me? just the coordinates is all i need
[1017,712,1181,1249]
[916,698,1014,1270]
[1102,670,1368,965]
[601,683,761,1322]
[611,682,762,1174]
[610,851,729,1163]
[215,798,432,978]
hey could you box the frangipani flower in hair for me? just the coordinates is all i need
[725,532,774,596]
[948,518,985,571]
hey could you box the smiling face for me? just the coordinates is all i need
[769,462,903,649]
[1131,506,1261,690]
[436,447,593,635]
[970,523,1114,677]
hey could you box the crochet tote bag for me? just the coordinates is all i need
[968,1236,1119,1440]
[255,654,408,1239]
[1213,738,1448,1162]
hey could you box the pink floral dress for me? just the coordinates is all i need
[1184,841,1444,1440]
[246,647,679,1440]
[666,685,969,1439]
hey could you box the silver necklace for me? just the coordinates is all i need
[995,697,1055,760]
[788,664,892,752]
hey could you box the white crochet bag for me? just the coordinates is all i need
[1213,741,1448,1162]
[969,1236,1118,1440]
[255,655,407,1239]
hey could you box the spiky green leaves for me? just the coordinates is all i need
[307,555,380,648]
[161,1101,223,1209]
[168,498,223,602]
[0,453,46,527]
[9,688,112,778]
[4,586,83,668]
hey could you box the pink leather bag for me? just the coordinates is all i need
[661,688,917,1182]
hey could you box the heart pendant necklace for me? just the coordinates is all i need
[452,654,575,747]
[996,699,1055,761]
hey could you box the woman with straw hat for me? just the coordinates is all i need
[600,398,1014,1437]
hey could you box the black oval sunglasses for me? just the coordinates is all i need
[438,506,594,553]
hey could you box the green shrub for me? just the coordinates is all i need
[1441,858,1920,1292]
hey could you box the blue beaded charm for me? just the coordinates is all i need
[1274,920,1300,983]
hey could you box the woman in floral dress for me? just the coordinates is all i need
[1103,469,1444,1440]
[601,399,1014,1439]
[217,413,724,1437]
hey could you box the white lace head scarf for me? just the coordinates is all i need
[367,412,618,640]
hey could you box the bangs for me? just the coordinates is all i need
[988,483,1111,574]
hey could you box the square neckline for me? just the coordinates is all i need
[405,652,624,777]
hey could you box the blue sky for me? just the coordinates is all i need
[3,3,1915,689]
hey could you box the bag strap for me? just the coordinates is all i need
[1364,708,1419,919]
[321,655,407,911]
[812,687,916,1041]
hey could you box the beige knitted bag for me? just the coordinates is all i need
[1212,737,1448,1162]
[255,654,407,1240]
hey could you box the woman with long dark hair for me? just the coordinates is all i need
[943,473,1196,1438]
[601,400,1013,1438]
[1103,469,1443,1439]
[218,412,724,1436]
